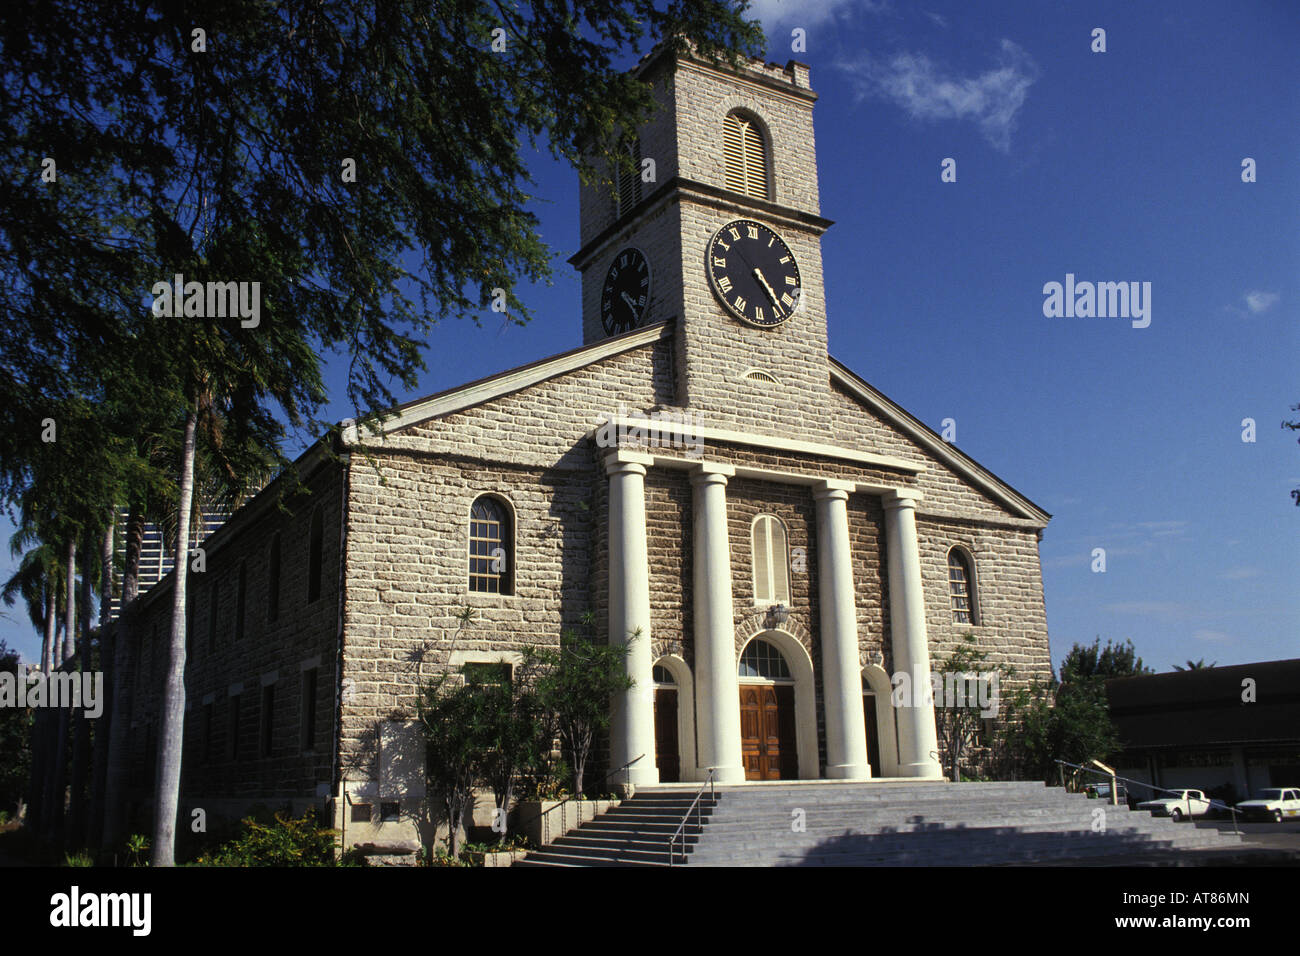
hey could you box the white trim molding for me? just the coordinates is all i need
[342,323,673,443]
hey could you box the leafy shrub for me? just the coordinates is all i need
[123,833,150,867]
[64,850,94,867]
[194,811,340,866]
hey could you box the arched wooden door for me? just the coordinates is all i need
[653,687,680,782]
[740,684,797,780]
[652,664,680,782]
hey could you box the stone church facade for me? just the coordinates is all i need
[117,47,1052,850]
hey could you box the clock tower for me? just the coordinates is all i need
[570,46,836,441]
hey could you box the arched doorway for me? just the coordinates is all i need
[652,664,680,783]
[651,655,697,780]
[737,638,798,780]
[862,664,899,776]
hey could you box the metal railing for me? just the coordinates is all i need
[1054,759,1241,836]
[515,754,645,844]
[667,768,717,867]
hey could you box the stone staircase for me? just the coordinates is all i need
[514,781,1249,867]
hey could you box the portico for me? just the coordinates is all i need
[601,425,944,786]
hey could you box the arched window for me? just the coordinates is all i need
[307,507,324,603]
[723,111,769,200]
[469,495,513,594]
[752,514,790,606]
[948,548,978,625]
[653,665,675,685]
[738,639,792,681]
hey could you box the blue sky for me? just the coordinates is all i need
[3,0,1296,674]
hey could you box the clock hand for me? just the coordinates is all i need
[621,291,638,311]
[752,268,779,305]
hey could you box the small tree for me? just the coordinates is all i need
[0,641,32,818]
[531,628,634,797]
[416,672,491,860]
[471,662,549,845]
[997,666,1121,787]
[932,634,1016,783]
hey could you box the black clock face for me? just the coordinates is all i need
[706,219,802,328]
[601,247,651,336]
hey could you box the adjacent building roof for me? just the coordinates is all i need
[1105,659,1300,750]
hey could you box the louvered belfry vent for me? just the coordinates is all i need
[616,136,643,218]
[723,111,769,200]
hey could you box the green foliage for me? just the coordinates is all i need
[1060,638,1152,682]
[417,671,497,859]
[64,850,94,867]
[1285,403,1299,506]
[997,639,1128,784]
[932,633,1015,782]
[123,833,150,868]
[193,811,340,867]
[0,641,32,816]
[528,628,634,796]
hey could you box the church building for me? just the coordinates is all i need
[117,45,1053,851]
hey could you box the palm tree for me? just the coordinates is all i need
[1171,659,1217,671]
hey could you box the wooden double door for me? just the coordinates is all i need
[740,684,798,780]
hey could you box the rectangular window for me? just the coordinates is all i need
[201,703,214,764]
[208,581,220,654]
[267,534,281,623]
[350,803,372,823]
[228,694,241,761]
[307,509,324,603]
[380,801,401,822]
[300,668,318,753]
[462,662,512,687]
[234,562,247,641]
[260,683,275,758]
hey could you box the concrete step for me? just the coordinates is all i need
[512,781,1242,867]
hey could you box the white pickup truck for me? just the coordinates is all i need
[1236,788,1300,823]
[1136,789,1212,821]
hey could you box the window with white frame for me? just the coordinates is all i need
[752,514,791,606]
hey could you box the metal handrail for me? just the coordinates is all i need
[667,768,717,867]
[1053,758,1241,836]
[515,754,645,842]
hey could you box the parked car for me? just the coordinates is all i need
[1084,782,1129,803]
[1236,788,1300,823]
[1136,789,1211,821]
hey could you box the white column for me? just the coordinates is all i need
[691,463,745,784]
[882,490,942,778]
[814,481,871,780]
[606,451,658,787]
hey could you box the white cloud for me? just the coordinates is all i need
[1101,601,1198,620]
[745,0,884,29]
[1244,290,1279,313]
[1219,567,1260,580]
[1192,629,1232,644]
[839,39,1039,152]
[925,11,948,29]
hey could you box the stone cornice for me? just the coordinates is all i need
[589,414,925,475]
[568,176,833,271]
